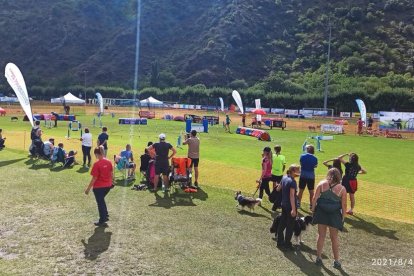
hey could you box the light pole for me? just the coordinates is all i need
[323,21,332,111]
[83,70,88,105]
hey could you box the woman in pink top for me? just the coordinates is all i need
[257,147,273,200]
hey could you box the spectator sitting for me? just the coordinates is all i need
[43,138,55,159]
[52,143,66,164]
[64,150,77,168]
[116,144,136,179]
[0,129,5,149]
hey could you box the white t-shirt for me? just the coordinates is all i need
[82,133,93,147]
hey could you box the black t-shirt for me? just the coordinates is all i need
[344,162,361,180]
[98,133,109,149]
[153,142,172,163]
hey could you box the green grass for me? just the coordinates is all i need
[0,149,413,275]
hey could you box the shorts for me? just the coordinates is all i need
[299,177,315,190]
[190,158,199,168]
[342,177,357,194]
[127,162,135,169]
[155,162,170,175]
[271,174,283,184]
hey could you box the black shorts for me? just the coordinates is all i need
[127,162,135,169]
[271,175,283,184]
[299,177,315,190]
[155,162,169,175]
[190,158,199,168]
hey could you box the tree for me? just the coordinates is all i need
[150,60,160,87]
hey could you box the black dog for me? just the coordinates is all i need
[270,215,313,244]
[11,117,18,121]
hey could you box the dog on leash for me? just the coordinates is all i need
[11,117,18,122]
[235,191,262,212]
[270,215,313,244]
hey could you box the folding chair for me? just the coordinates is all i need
[113,155,129,181]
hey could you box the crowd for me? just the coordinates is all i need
[257,144,366,268]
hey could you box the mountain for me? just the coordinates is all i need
[0,0,413,89]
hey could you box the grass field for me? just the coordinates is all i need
[0,111,414,275]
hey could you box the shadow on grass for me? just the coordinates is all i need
[345,215,399,240]
[113,178,135,187]
[282,246,343,276]
[237,209,272,220]
[191,187,208,201]
[81,226,112,261]
[149,190,196,209]
[77,167,90,174]
[0,158,26,167]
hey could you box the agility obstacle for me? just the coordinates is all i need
[236,127,271,141]
[118,118,148,125]
[67,120,82,138]
[302,135,334,152]
[186,118,208,133]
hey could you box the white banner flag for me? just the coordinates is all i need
[5,63,34,127]
[96,92,103,113]
[232,90,244,114]
[255,99,261,109]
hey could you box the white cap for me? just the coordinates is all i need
[159,133,166,140]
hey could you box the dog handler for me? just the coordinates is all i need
[312,168,347,269]
[277,164,300,250]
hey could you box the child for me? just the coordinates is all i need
[64,150,77,168]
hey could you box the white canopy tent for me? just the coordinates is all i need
[139,96,163,106]
[51,92,85,104]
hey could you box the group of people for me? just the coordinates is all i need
[84,129,200,226]
[29,120,77,167]
[257,144,366,268]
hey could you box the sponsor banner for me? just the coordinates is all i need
[255,99,261,109]
[0,96,19,102]
[340,112,351,118]
[285,109,298,115]
[232,90,244,114]
[271,108,285,114]
[379,111,414,132]
[321,124,344,134]
[4,63,34,126]
[355,99,367,124]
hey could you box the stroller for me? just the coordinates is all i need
[169,157,193,190]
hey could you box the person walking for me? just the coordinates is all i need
[298,145,318,209]
[147,133,176,192]
[84,146,113,227]
[357,118,364,135]
[81,127,93,168]
[183,130,200,187]
[277,164,300,250]
[225,114,231,133]
[97,127,109,157]
[272,145,286,185]
[338,153,366,215]
[257,147,273,200]
[312,168,347,269]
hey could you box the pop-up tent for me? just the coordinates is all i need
[51,92,85,104]
[139,96,163,106]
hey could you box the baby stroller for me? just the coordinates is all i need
[169,157,192,190]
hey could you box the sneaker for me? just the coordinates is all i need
[315,257,323,266]
[346,210,354,215]
[94,222,108,227]
[333,260,342,269]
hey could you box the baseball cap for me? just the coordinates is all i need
[159,133,166,140]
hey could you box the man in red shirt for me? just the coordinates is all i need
[357,118,364,135]
[85,146,113,226]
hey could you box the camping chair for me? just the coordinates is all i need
[169,157,193,191]
[113,155,129,181]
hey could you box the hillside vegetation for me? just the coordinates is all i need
[0,0,413,110]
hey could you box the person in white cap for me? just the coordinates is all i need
[147,133,176,192]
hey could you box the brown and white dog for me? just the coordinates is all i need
[235,191,262,212]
